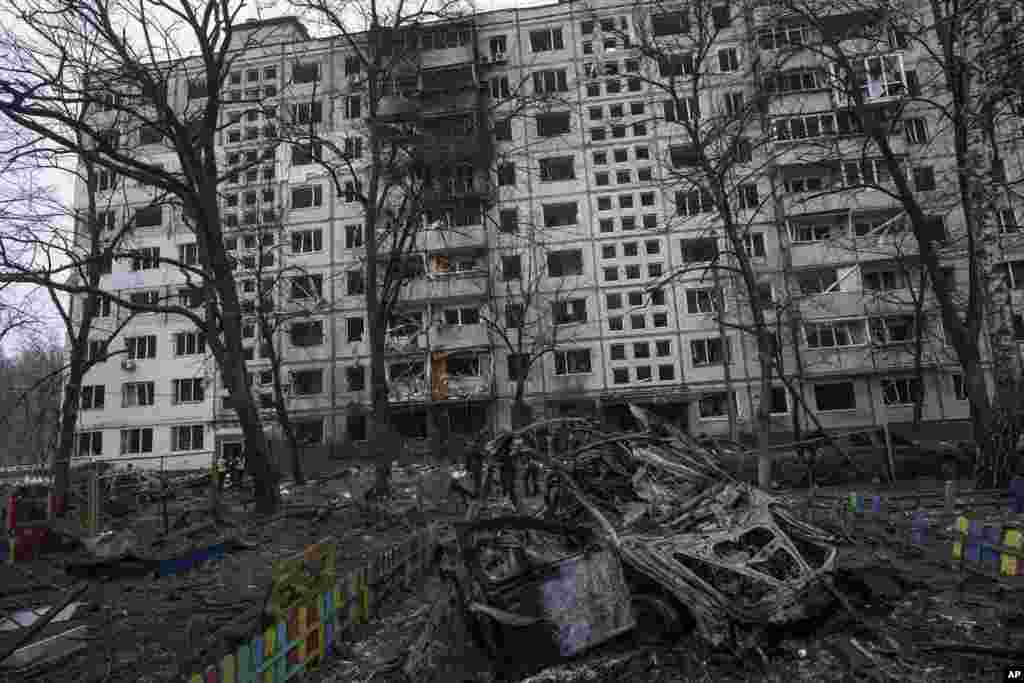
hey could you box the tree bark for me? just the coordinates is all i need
[365,29,394,494]
[259,314,303,485]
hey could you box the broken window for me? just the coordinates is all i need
[507,353,530,381]
[804,320,866,348]
[691,337,731,366]
[814,382,856,411]
[387,311,423,337]
[293,62,321,83]
[862,268,907,291]
[680,238,718,263]
[346,367,366,392]
[554,348,592,375]
[796,268,839,294]
[447,353,481,377]
[346,270,365,295]
[552,298,587,324]
[539,156,576,181]
[651,10,688,36]
[389,361,426,383]
[536,111,572,136]
[869,315,916,344]
[530,28,565,52]
[698,392,734,418]
[685,289,717,314]
[443,307,480,326]
[290,274,323,299]
[501,255,522,281]
[133,206,162,228]
[293,419,324,444]
[882,378,922,405]
[291,369,324,395]
[291,320,324,347]
[547,249,583,277]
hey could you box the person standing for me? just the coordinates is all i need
[466,437,484,498]
[501,437,523,508]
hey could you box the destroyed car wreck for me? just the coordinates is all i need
[447,405,839,670]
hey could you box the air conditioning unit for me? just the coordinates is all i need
[121,359,136,371]
[479,55,491,64]
[493,52,507,62]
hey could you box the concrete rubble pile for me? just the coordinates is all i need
[458,404,839,657]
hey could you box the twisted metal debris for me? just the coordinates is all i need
[463,404,838,651]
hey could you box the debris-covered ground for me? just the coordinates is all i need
[3,413,1022,683]
[0,464,458,682]
[313,408,1024,683]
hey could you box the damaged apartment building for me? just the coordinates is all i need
[71,0,1021,468]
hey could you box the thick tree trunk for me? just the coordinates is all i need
[260,318,304,485]
[511,381,532,428]
[190,193,279,512]
[223,350,278,512]
[365,37,394,494]
[755,336,774,487]
[50,368,83,518]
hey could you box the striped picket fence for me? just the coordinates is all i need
[186,524,440,683]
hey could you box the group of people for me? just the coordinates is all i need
[214,449,246,492]
[462,434,543,506]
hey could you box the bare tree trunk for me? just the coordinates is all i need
[711,262,738,441]
[511,380,532,428]
[259,316,303,485]
[50,370,82,517]
[911,268,928,434]
[193,192,280,512]
[364,33,393,493]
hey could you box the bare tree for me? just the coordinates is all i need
[480,223,585,428]
[0,0,295,511]
[777,0,1024,484]
[590,0,794,485]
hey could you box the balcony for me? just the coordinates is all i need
[385,333,426,355]
[402,270,488,302]
[420,44,475,69]
[429,350,493,401]
[420,222,487,252]
[429,322,489,349]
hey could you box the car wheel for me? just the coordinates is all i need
[938,457,958,482]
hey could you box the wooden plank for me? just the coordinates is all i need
[1,624,91,672]
[1002,529,1022,577]
[274,620,287,682]
[262,625,275,683]
[221,652,236,683]
[237,641,253,683]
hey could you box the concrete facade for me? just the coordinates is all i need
[70,1,1020,469]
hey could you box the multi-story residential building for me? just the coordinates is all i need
[71,2,1020,470]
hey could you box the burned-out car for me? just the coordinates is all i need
[453,406,838,668]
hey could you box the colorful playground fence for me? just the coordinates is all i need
[186,523,440,682]
[838,489,1023,578]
